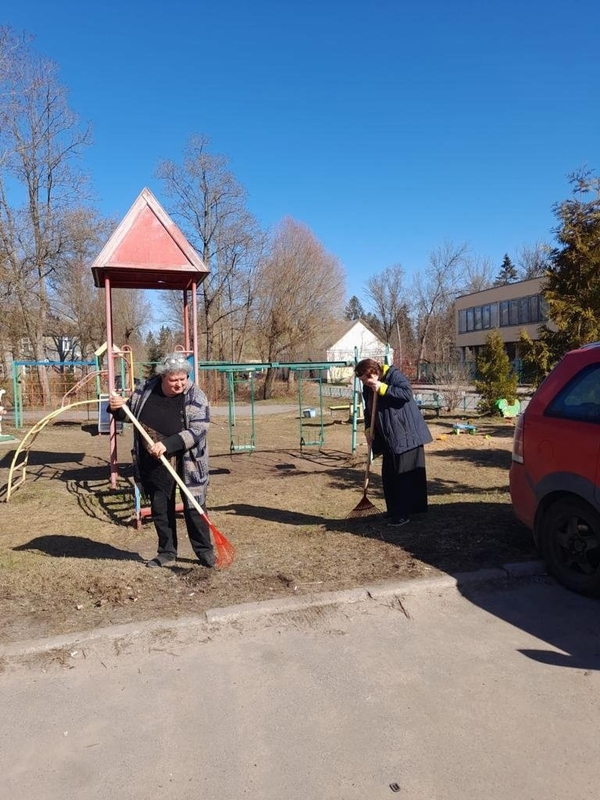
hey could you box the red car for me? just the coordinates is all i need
[510,343,600,595]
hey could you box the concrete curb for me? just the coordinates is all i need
[0,560,547,664]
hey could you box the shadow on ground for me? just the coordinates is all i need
[458,580,600,672]
[214,496,600,672]
[13,534,144,562]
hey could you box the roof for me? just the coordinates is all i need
[91,187,209,290]
[455,275,545,301]
[318,318,385,350]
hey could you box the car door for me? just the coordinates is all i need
[539,362,600,509]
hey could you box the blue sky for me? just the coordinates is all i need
[3,0,600,301]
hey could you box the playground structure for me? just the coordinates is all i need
[2,350,367,514]
[1,188,388,533]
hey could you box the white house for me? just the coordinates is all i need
[314,319,392,383]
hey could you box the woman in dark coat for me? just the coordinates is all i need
[355,358,432,526]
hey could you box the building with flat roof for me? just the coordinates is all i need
[455,276,550,363]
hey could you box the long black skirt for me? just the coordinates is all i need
[381,445,428,519]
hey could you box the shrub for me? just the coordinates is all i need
[474,330,518,416]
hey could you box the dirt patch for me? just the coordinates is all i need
[0,402,534,645]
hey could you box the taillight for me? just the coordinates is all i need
[512,415,524,463]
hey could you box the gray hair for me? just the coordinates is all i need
[155,353,192,376]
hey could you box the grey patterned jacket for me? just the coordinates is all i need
[124,376,210,502]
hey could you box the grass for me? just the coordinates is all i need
[0,405,535,645]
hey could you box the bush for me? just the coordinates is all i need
[474,330,518,416]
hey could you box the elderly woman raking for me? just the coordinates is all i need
[109,353,215,568]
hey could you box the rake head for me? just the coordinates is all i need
[346,493,381,519]
[215,533,236,568]
[207,520,235,568]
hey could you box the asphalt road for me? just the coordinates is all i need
[1,579,599,800]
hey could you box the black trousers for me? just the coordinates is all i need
[381,445,428,519]
[146,484,214,566]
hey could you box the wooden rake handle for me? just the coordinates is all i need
[363,389,379,495]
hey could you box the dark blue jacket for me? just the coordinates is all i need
[364,365,433,455]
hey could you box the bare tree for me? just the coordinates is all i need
[432,360,473,412]
[364,264,407,342]
[461,254,495,293]
[413,241,468,379]
[254,217,345,398]
[156,135,263,364]
[111,289,152,359]
[49,208,114,358]
[363,264,416,364]
[0,28,92,403]
[516,241,551,279]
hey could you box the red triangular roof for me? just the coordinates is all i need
[91,187,209,290]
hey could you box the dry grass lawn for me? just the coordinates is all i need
[0,400,535,646]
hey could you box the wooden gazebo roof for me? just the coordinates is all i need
[91,187,209,290]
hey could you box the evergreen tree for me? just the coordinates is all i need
[364,312,386,340]
[521,170,600,378]
[543,171,600,353]
[494,254,518,286]
[344,295,365,320]
[474,330,518,415]
[144,331,161,378]
[157,325,176,356]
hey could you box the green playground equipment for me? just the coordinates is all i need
[194,359,353,452]
[296,366,325,450]
[227,369,256,453]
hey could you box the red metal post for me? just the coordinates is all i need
[183,288,190,352]
[105,277,119,489]
[192,280,199,387]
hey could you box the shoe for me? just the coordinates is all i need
[146,554,176,568]
[197,556,216,569]
[387,517,410,527]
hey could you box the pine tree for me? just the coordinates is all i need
[494,254,518,286]
[542,170,600,355]
[144,331,161,378]
[474,330,518,415]
[344,295,365,320]
[157,325,176,356]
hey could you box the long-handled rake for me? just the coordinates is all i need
[119,402,235,568]
[347,388,381,518]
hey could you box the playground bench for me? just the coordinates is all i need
[328,403,363,422]
[329,403,351,414]
[415,393,443,417]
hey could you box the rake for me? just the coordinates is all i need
[119,402,235,568]
[347,388,381,518]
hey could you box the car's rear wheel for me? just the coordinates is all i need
[539,498,600,596]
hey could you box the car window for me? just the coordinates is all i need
[545,363,600,423]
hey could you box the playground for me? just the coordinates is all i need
[0,399,536,651]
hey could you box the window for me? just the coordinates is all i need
[519,297,529,324]
[466,309,474,332]
[458,309,467,333]
[474,306,482,330]
[529,295,540,323]
[20,337,33,354]
[490,303,498,327]
[509,299,519,326]
[482,304,491,329]
[499,301,509,326]
[546,364,600,424]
